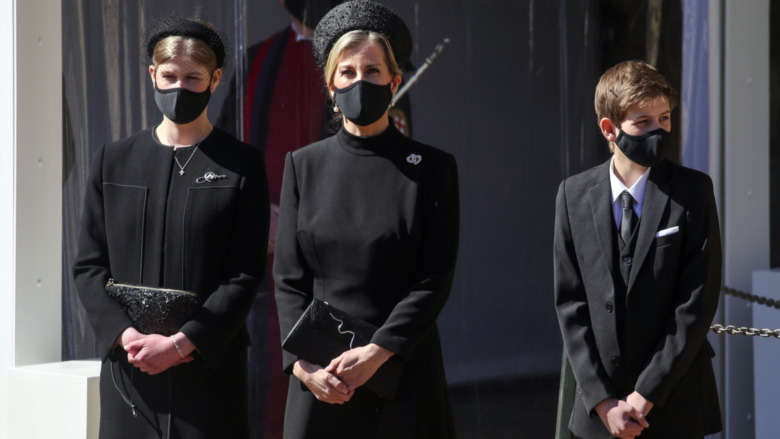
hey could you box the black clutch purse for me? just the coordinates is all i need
[105,279,200,336]
[282,298,404,400]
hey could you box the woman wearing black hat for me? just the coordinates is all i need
[73,16,269,438]
[274,1,459,437]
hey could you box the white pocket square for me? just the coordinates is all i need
[655,226,679,238]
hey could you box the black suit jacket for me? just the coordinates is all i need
[554,159,722,439]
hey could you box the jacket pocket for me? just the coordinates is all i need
[654,228,681,249]
[103,183,147,277]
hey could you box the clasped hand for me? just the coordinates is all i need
[595,391,654,439]
[119,327,194,375]
[294,343,393,404]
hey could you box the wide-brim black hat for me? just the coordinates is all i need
[145,15,227,69]
[312,0,412,71]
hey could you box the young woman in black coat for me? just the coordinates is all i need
[73,16,269,438]
[273,2,460,437]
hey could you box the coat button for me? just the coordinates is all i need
[611,356,622,366]
[606,302,614,313]
[623,256,632,265]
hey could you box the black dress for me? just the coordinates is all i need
[73,127,270,438]
[274,124,459,439]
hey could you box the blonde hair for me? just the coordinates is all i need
[594,60,678,126]
[152,34,218,72]
[323,30,402,90]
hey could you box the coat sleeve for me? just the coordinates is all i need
[634,175,722,407]
[553,179,616,414]
[180,147,270,369]
[274,152,314,373]
[72,145,135,360]
[370,152,460,360]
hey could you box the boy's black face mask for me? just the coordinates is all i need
[615,128,670,167]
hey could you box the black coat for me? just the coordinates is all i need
[554,159,722,439]
[273,125,459,439]
[73,127,269,439]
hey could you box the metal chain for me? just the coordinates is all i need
[710,286,780,338]
[721,285,780,309]
[710,324,780,339]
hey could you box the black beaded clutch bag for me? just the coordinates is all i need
[282,298,404,400]
[105,279,200,336]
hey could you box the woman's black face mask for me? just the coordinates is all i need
[153,80,212,125]
[333,80,393,127]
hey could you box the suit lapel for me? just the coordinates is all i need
[627,161,671,292]
[588,161,619,286]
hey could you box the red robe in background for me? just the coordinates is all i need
[244,27,328,204]
[220,25,327,439]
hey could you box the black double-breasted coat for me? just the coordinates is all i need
[554,159,722,438]
[73,127,269,438]
[274,125,460,438]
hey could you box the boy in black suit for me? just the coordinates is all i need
[554,60,722,439]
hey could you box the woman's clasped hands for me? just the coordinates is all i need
[120,327,194,375]
[293,343,394,404]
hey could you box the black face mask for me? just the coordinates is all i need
[153,81,212,125]
[284,0,342,29]
[334,80,393,127]
[615,128,670,167]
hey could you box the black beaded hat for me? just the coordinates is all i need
[146,15,227,68]
[312,0,412,71]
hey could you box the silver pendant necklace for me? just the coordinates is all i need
[173,146,199,176]
[162,127,210,176]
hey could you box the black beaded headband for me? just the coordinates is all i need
[146,16,226,68]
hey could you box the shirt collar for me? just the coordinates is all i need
[291,21,313,42]
[609,155,651,206]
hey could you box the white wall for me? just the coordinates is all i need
[0,0,16,436]
[721,1,770,438]
[13,0,62,368]
[1,0,63,438]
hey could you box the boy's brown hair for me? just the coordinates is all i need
[594,60,678,125]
